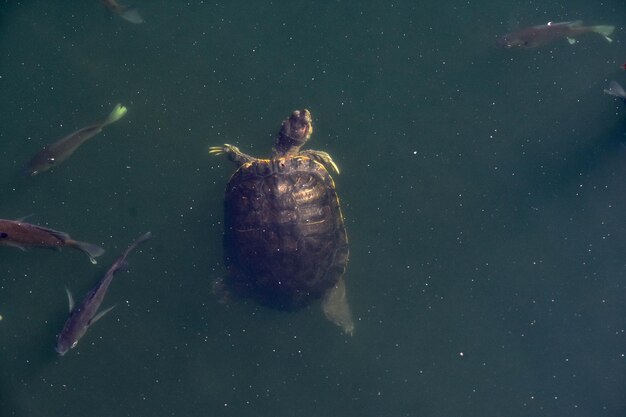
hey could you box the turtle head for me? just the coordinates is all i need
[273,109,313,156]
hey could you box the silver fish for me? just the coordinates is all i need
[55,232,152,356]
[24,104,127,176]
[498,20,615,48]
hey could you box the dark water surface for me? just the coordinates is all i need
[2,1,626,416]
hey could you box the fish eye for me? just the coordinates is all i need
[0,232,7,238]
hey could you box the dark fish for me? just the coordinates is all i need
[100,0,144,24]
[0,218,104,264]
[24,104,127,176]
[55,232,152,356]
[498,20,615,48]
[604,81,626,102]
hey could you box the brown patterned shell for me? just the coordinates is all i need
[222,155,348,310]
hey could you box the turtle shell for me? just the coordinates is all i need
[222,155,348,310]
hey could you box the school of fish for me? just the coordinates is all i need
[3,1,147,353]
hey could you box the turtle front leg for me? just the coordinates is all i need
[209,144,257,167]
[300,149,340,174]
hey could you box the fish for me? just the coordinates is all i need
[55,231,152,356]
[24,104,127,177]
[100,0,144,24]
[604,80,626,102]
[0,218,104,264]
[497,21,615,48]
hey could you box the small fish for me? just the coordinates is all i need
[100,0,144,24]
[604,80,626,102]
[24,104,127,177]
[0,218,104,264]
[498,20,615,48]
[55,232,152,356]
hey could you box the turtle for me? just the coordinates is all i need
[209,109,354,335]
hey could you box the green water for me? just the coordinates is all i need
[1,1,626,416]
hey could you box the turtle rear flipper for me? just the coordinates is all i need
[322,277,354,336]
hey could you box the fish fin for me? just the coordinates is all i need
[103,104,128,126]
[89,305,116,326]
[117,260,131,271]
[66,240,105,264]
[136,231,153,244]
[604,81,626,99]
[16,214,35,222]
[65,287,75,312]
[120,8,144,24]
[592,25,615,41]
[1,240,27,251]
[566,37,577,45]
[28,225,71,242]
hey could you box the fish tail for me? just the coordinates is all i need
[67,240,105,264]
[592,25,615,42]
[604,81,626,99]
[103,104,128,126]
[114,4,129,13]
[120,8,144,24]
